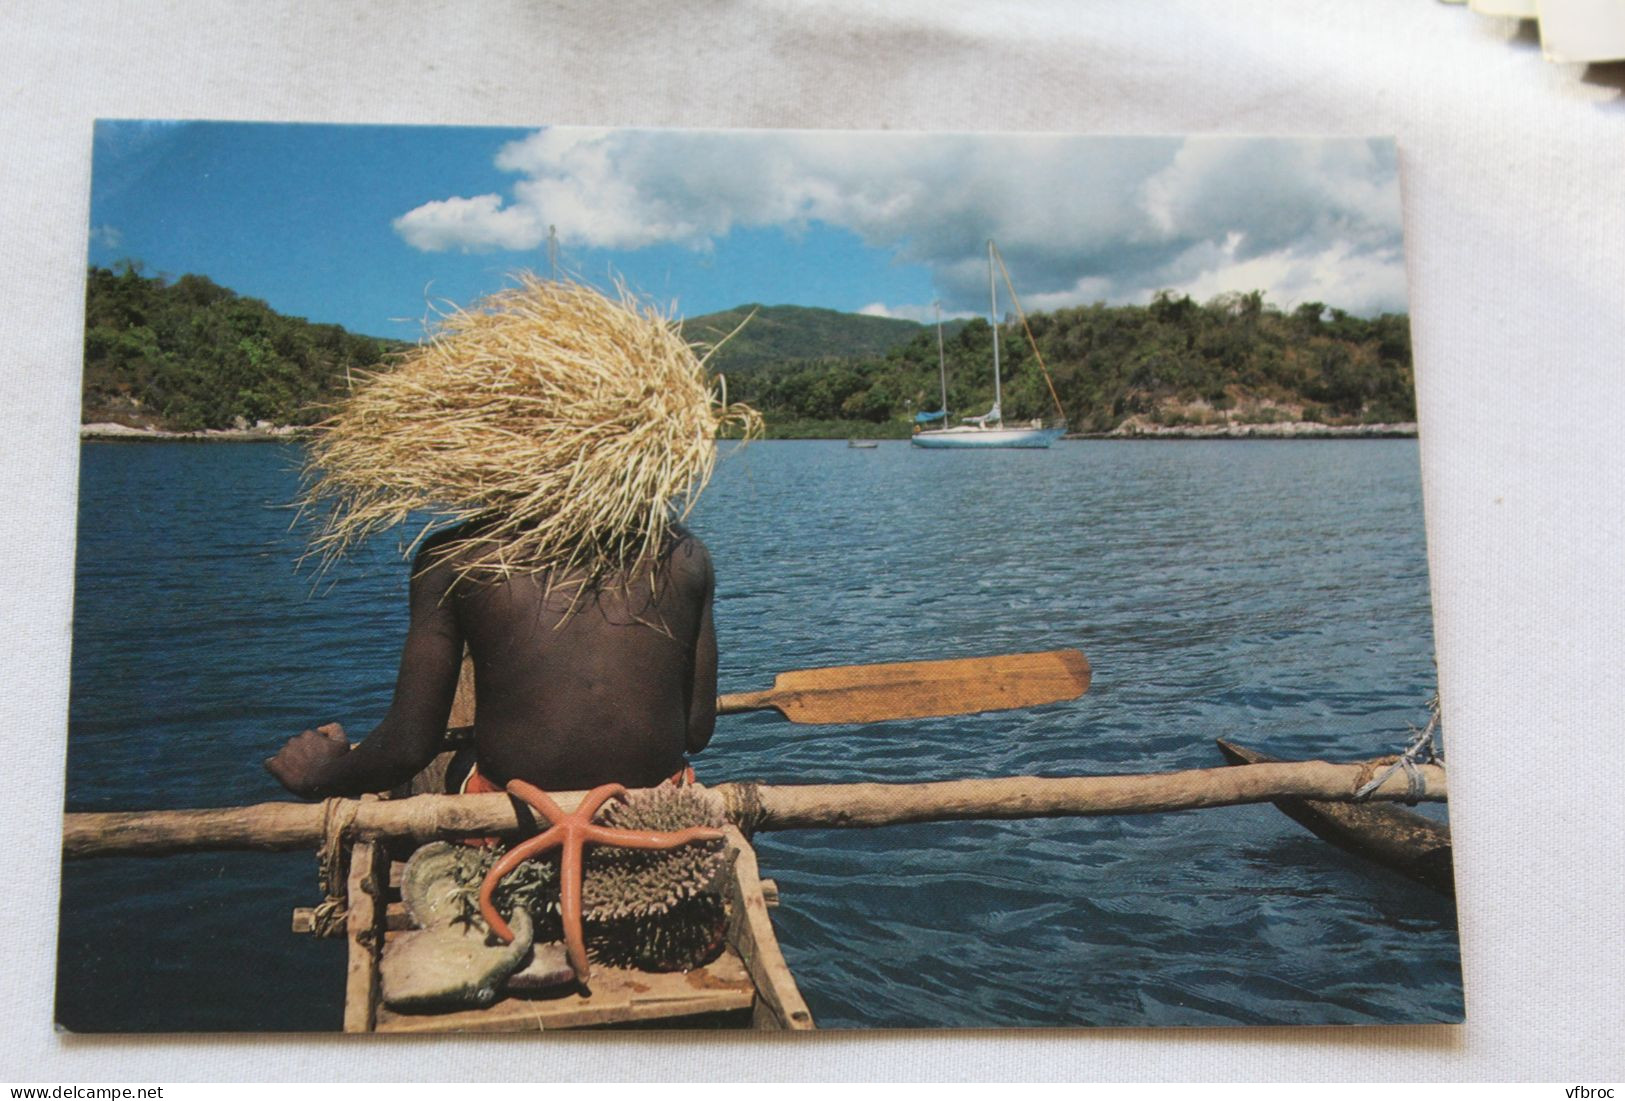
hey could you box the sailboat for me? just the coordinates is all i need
[912,240,1067,449]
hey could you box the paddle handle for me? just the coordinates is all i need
[717,689,777,715]
[442,691,773,749]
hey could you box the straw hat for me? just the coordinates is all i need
[299,275,760,580]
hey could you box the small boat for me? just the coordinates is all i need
[913,241,1066,450]
[847,439,878,449]
[912,420,1065,449]
[1215,739,1454,896]
[338,815,814,1032]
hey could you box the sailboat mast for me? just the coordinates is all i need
[935,301,948,423]
[988,239,1002,421]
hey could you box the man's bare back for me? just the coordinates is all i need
[265,523,717,798]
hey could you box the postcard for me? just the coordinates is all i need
[60,122,1458,1032]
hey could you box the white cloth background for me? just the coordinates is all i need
[2,0,1621,1083]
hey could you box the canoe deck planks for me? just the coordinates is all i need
[342,835,390,1033]
[1214,738,1455,896]
[372,956,758,1033]
[719,825,815,1030]
[344,825,813,1032]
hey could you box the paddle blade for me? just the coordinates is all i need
[761,648,1090,724]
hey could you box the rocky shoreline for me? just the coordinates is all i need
[1070,420,1417,440]
[81,419,1418,442]
[80,421,308,442]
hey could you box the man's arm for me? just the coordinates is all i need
[685,542,718,755]
[266,540,465,798]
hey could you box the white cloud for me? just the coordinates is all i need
[1140,140,1397,254]
[392,193,547,252]
[1167,239,1408,317]
[395,130,1408,315]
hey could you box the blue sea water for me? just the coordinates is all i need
[58,438,1461,1031]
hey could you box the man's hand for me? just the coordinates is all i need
[265,722,352,798]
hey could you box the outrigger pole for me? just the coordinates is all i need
[61,758,1445,860]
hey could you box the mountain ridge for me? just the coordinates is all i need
[80,266,1415,440]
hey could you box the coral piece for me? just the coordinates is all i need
[584,786,729,921]
[478,781,725,984]
[589,892,731,974]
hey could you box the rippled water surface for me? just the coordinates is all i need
[59,439,1461,1031]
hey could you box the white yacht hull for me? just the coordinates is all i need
[911,425,1065,449]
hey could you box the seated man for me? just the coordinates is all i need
[264,276,755,800]
[265,521,717,798]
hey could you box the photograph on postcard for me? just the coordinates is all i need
[59,123,1458,1031]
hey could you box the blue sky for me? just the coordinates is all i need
[89,122,1408,341]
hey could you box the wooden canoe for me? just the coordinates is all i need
[1214,739,1454,896]
[338,822,814,1032]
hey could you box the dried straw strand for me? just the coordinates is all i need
[298,275,760,581]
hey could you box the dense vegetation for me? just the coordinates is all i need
[82,263,397,431]
[704,289,1415,437]
[82,265,1413,438]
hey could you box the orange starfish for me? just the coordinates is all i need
[478,779,725,985]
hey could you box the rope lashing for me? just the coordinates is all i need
[1354,708,1442,806]
[722,780,765,837]
[1353,753,1427,805]
[311,796,361,938]
[308,897,347,939]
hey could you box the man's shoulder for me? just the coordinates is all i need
[664,526,713,586]
[410,525,481,589]
[667,524,712,560]
[668,523,710,554]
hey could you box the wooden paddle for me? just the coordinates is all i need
[446,648,1091,731]
[717,648,1091,724]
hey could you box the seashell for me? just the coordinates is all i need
[399,841,489,929]
[503,941,576,993]
[381,907,534,1012]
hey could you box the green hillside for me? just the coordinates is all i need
[715,290,1415,438]
[82,263,399,431]
[80,265,1414,440]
